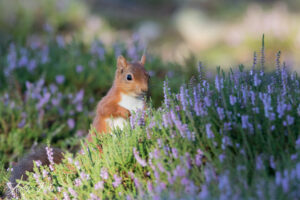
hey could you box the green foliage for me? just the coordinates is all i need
[5,56,300,199]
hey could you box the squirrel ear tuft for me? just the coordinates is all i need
[140,54,146,65]
[117,55,127,69]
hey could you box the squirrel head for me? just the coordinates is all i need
[114,55,149,97]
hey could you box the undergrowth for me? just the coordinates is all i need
[4,45,300,199]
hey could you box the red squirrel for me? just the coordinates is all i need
[6,55,149,197]
[90,54,149,139]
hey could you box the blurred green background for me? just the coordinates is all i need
[1,0,299,71]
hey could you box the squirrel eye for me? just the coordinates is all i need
[126,74,133,81]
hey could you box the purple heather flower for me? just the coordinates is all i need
[94,181,104,190]
[223,122,232,131]
[67,118,75,129]
[229,95,237,105]
[283,115,295,126]
[18,55,28,67]
[51,98,60,106]
[133,147,147,167]
[55,75,65,84]
[281,174,289,192]
[33,173,41,184]
[42,169,49,179]
[241,115,254,133]
[215,75,220,91]
[49,84,58,94]
[63,192,70,200]
[204,96,211,107]
[204,165,216,183]
[28,59,37,72]
[137,110,146,126]
[74,89,84,103]
[152,148,160,159]
[198,184,209,199]
[183,152,192,170]
[219,153,226,163]
[296,163,300,180]
[260,93,272,118]
[80,172,90,181]
[180,86,188,111]
[286,115,294,125]
[162,113,172,128]
[89,193,101,200]
[56,35,65,48]
[269,112,276,121]
[68,187,77,198]
[100,168,109,180]
[254,73,261,86]
[112,174,122,188]
[46,146,54,171]
[275,171,281,186]
[290,154,297,160]
[172,148,178,159]
[74,178,82,187]
[218,172,230,193]
[217,107,225,120]
[147,181,153,193]
[163,145,170,156]
[67,157,73,164]
[205,123,214,139]
[222,136,232,150]
[41,46,49,64]
[130,115,135,129]
[76,65,84,73]
[250,91,256,105]
[76,103,83,112]
[36,92,51,109]
[241,86,248,105]
[74,160,80,170]
[277,98,287,119]
[163,80,170,109]
[267,84,273,94]
[170,110,190,139]
[34,160,42,167]
[173,165,186,177]
[193,87,201,116]
[18,118,26,128]
[195,149,203,166]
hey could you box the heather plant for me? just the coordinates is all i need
[0,36,193,197]
[4,47,300,199]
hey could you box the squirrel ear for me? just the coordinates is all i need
[117,55,127,69]
[140,54,146,65]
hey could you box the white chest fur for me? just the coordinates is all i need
[106,117,127,131]
[118,93,144,113]
[106,93,144,131]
